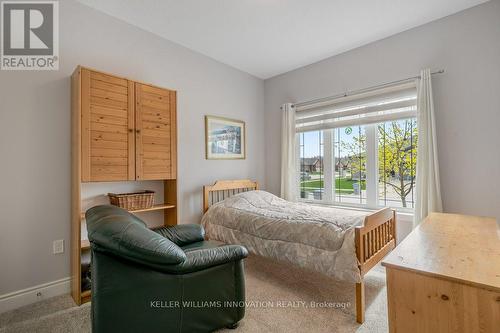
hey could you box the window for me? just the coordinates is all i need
[378,119,417,208]
[298,131,324,200]
[296,83,417,210]
[334,126,367,205]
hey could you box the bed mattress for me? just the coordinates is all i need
[201,190,368,282]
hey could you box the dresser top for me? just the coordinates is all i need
[382,213,500,291]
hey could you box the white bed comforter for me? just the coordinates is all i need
[201,190,368,282]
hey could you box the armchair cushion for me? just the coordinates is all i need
[154,224,205,246]
[86,205,186,265]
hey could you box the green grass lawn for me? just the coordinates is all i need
[300,178,366,194]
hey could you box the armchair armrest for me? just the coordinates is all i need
[162,245,248,274]
[154,224,205,246]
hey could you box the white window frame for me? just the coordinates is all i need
[297,121,416,213]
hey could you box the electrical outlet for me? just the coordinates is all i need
[53,239,64,254]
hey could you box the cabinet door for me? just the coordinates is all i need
[81,69,135,181]
[135,83,176,180]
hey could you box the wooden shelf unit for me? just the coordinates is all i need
[79,203,176,219]
[71,66,178,306]
[124,203,176,213]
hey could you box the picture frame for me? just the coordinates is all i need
[205,116,246,159]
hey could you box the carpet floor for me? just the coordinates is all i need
[0,255,388,333]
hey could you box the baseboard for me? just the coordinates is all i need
[0,277,71,314]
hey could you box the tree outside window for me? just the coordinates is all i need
[340,119,417,208]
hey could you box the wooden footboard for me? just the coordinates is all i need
[354,207,397,323]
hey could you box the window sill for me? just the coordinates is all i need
[297,199,414,216]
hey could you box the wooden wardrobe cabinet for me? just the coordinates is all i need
[79,67,177,182]
[71,66,178,305]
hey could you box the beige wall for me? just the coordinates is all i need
[0,0,265,295]
[264,1,500,221]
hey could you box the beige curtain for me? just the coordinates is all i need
[414,69,443,226]
[280,103,297,201]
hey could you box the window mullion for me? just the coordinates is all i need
[323,129,334,202]
[296,133,301,199]
[365,124,378,208]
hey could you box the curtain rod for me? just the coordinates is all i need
[290,69,445,109]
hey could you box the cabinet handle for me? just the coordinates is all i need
[128,129,133,133]
[136,129,141,134]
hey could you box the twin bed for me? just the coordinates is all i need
[201,179,396,323]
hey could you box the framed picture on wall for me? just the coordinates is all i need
[205,116,246,159]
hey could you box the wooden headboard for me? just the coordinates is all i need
[203,179,259,213]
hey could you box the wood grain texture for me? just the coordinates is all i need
[169,91,177,179]
[70,67,82,305]
[164,179,177,226]
[353,207,396,323]
[134,83,144,179]
[202,179,259,213]
[90,71,127,87]
[382,213,500,291]
[135,83,175,180]
[81,69,135,182]
[356,208,396,276]
[355,282,365,324]
[90,79,128,95]
[386,267,500,333]
[383,213,500,333]
[80,69,90,181]
[127,81,135,180]
[80,203,175,220]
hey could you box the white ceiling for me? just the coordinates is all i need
[77,0,488,79]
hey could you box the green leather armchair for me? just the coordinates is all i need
[85,205,248,333]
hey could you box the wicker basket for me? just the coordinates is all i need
[108,190,155,211]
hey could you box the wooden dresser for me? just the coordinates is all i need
[382,213,500,333]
